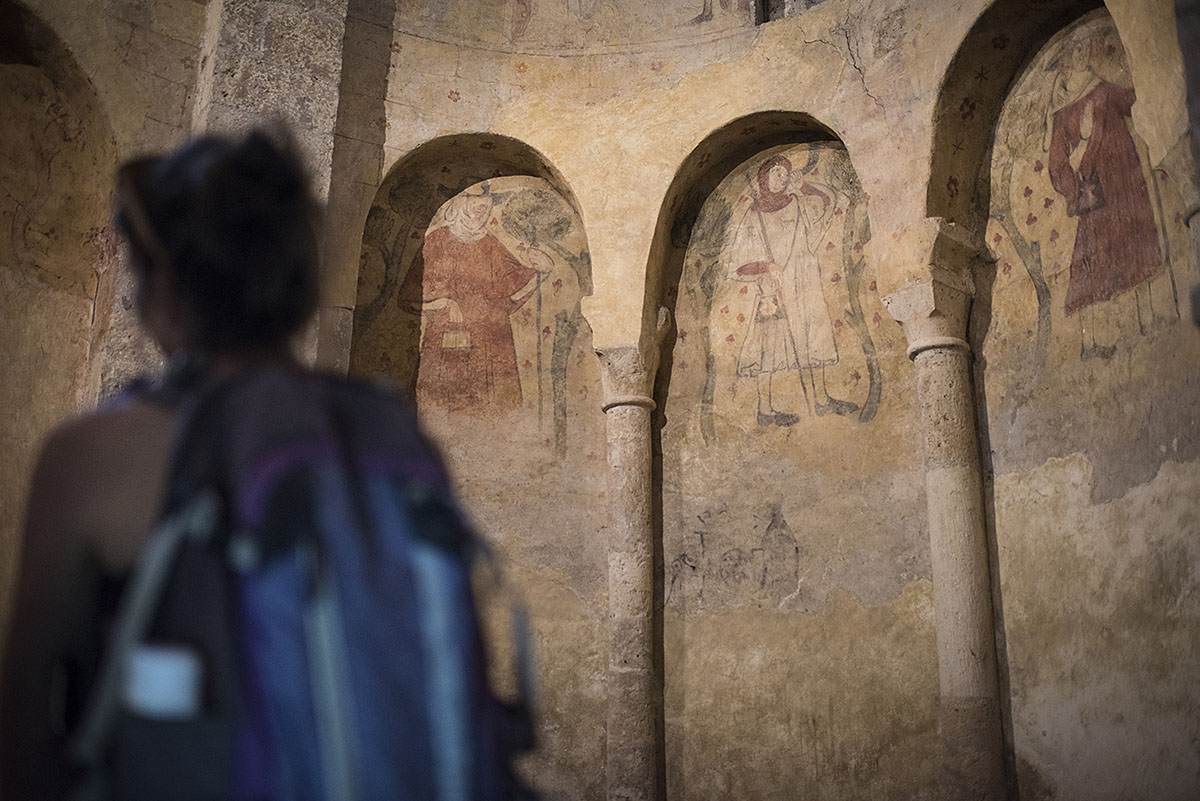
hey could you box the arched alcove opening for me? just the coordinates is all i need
[937,2,1200,798]
[652,112,934,798]
[0,0,118,638]
[347,132,607,799]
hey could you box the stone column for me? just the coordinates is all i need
[883,221,1006,801]
[596,309,669,801]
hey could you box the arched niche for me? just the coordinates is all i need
[654,112,935,799]
[965,5,1200,799]
[926,0,1104,240]
[347,132,607,800]
[0,0,118,635]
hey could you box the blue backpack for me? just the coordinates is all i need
[70,365,536,801]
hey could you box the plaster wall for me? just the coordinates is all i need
[981,11,1200,799]
[1,0,1197,799]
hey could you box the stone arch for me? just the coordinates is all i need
[926,0,1104,240]
[348,133,606,798]
[349,133,587,414]
[652,110,885,431]
[0,0,119,633]
[654,111,935,798]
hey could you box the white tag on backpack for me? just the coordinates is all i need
[122,643,203,720]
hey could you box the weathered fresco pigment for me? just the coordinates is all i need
[983,10,1200,800]
[5,0,1200,799]
[351,173,608,799]
[661,141,936,800]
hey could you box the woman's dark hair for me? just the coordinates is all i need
[115,127,320,351]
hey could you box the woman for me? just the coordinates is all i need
[0,128,320,798]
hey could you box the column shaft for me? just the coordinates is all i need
[913,342,1005,800]
[604,399,656,801]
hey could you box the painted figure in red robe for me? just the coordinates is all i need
[399,184,552,413]
[1045,33,1162,358]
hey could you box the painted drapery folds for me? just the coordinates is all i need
[675,142,886,441]
[984,9,1197,491]
[354,175,596,456]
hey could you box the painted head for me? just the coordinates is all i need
[758,154,793,195]
[114,127,319,356]
[446,182,500,238]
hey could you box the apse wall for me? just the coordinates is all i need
[1,0,210,643]
[978,10,1200,799]
[659,138,934,799]
[349,144,608,798]
[0,2,123,642]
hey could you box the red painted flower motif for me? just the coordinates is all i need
[725,334,735,343]
[1043,197,1053,208]
[834,319,843,328]
[1033,159,1044,172]
[448,90,461,102]
[720,305,729,314]
[1026,213,1038,225]
[737,314,745,323]
[542,326,551,337]
[960,97,977,120]
[869,280,877,291]
[1049,229,1059,242]
[830,273,841,283]
[739,286,748,295]
[826,241,835,250]
[993,233,1003,244]
[992,33,1009,49]
[873,312,882,323]
[946,175,960,198]
[1002,262,1012,275]
[1023,186,1033,198]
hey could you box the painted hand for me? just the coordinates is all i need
[527,247,554,273]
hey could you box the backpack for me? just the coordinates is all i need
[69,364,536,801]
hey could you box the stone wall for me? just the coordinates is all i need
[3,0,1198,799]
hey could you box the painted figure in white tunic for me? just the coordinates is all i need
[725,152,859,426]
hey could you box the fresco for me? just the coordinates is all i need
[660,141,934,799]
[353,174,595,458]
[984,12,1200,799]
[988,12,1177,365]
[983,9,1198,497]
[350,171,607,799]
[673,142,886,444]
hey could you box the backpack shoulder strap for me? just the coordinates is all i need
[68,491,222,769]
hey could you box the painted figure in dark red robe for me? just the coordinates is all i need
[1045,35,1162,357]
[400,185,552,413]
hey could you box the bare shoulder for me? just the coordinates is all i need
[33,399,175,573]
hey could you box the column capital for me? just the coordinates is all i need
[596,307,671,412]
[882,218,980,359]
